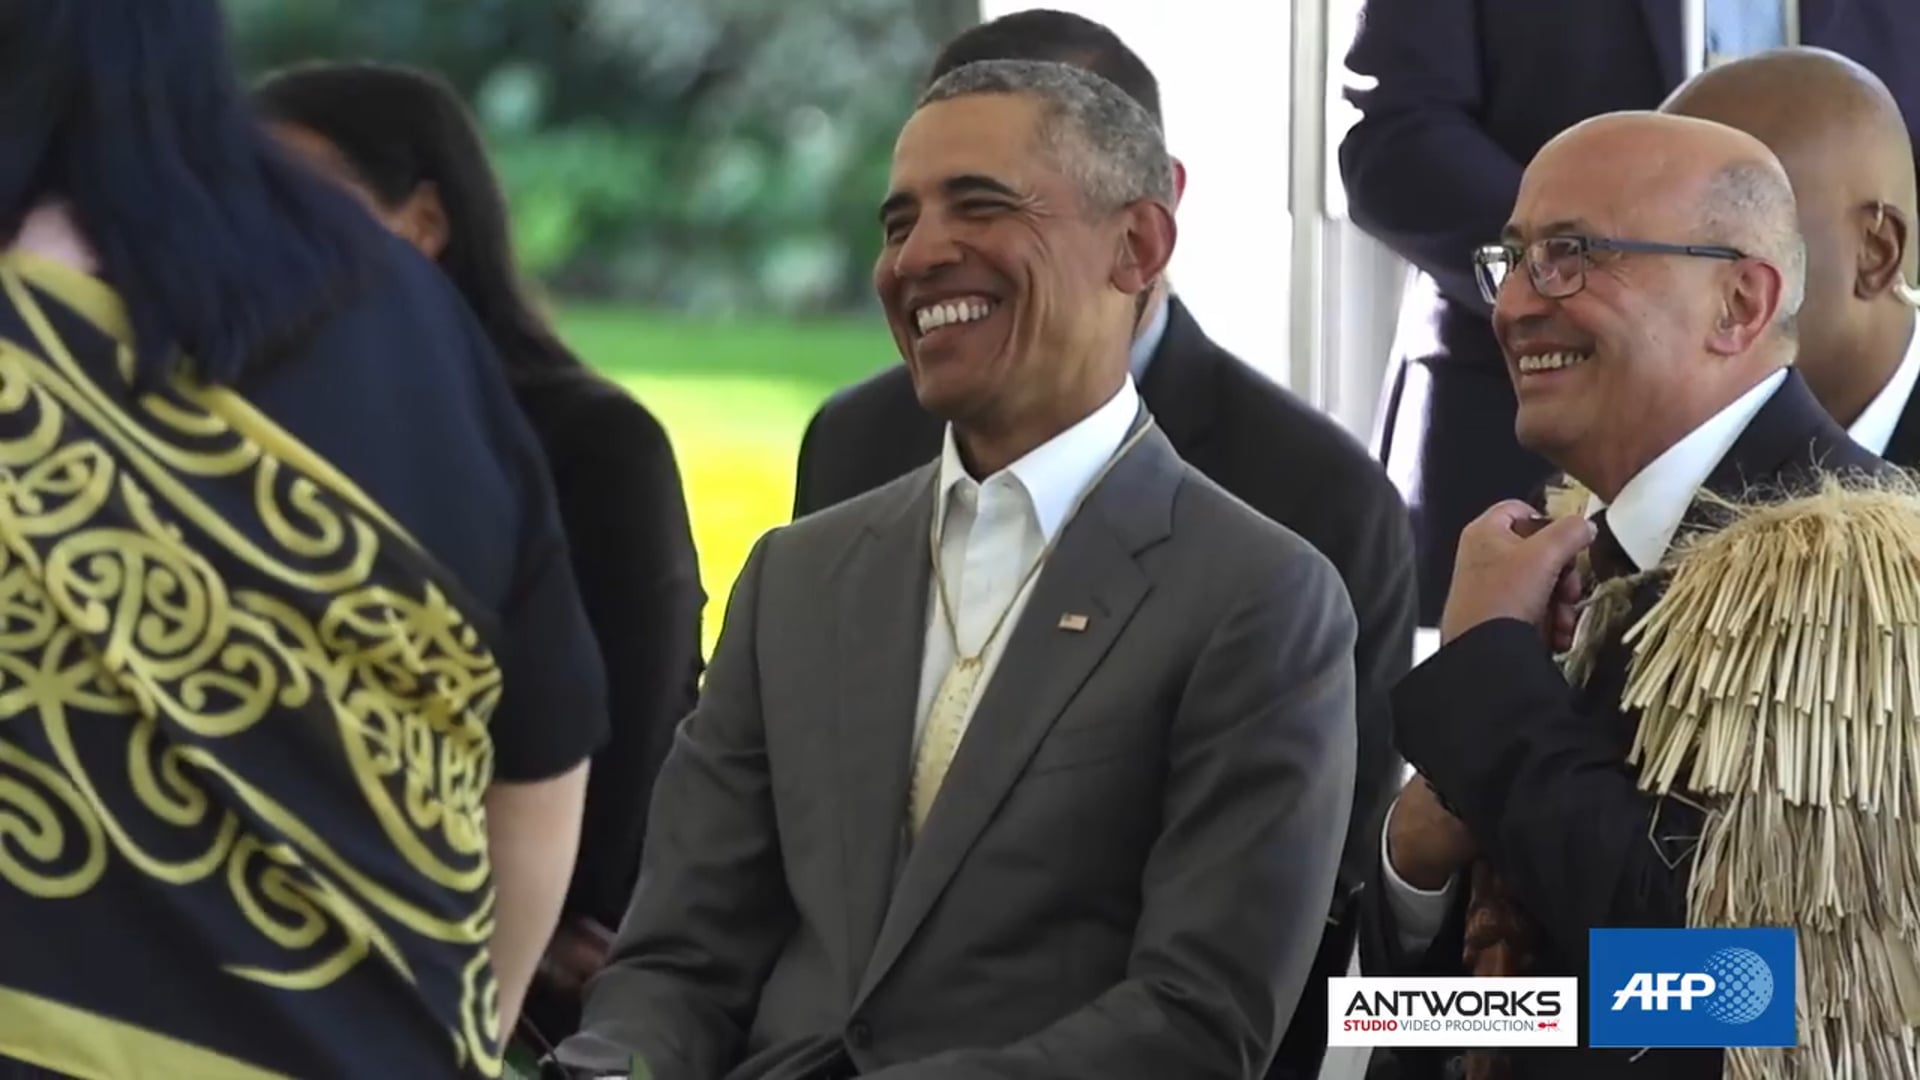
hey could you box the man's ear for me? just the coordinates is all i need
[396,181,451,261]
[1707,258,1785,356]
[1111,199,1177,297]
[1169,157,1189,211]
[1857,201,1911,300]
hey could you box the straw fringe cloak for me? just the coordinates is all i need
[1569,473,1920,1079]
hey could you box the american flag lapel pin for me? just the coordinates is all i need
[1057,613,1090,632]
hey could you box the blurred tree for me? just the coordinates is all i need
[225,0,975,313]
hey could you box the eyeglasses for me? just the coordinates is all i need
[1471,235,1748,305]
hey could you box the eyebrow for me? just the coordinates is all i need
[1500,217,1597,242]
[878,174,1025,223]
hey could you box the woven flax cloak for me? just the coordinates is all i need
[1592,473,1920,1078]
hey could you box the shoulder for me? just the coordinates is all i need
[815,363,917,420]
[514,369,676,469]
[765,464,929,561]
[297,235,505,415]
[1171,464,1350,604]
[806,363,923,450]
[1162,468,1359,663]
[336,232,475,339]
[1824,431,1897,477]
[1216,355,1388,485]
[1188,344,1409,547]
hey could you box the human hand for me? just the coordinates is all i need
[1439,502,1596,646]
[1547,549,1584,654]
[537,915,616,997]
[1386,776,1476,891]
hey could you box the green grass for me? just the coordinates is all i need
[552,303,898,657]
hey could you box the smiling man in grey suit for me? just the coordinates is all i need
[553,59,1358,1080]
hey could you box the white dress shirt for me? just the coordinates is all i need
[1845,323,1920,456]
[1380,368,1789,954]
[911,377,1141,759]
[1130,294,1171,382]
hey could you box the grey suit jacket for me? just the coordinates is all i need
[556,426,1359,1080]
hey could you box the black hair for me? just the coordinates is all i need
[253,61,582,379]
[0,0,380,387]
[927,9,1162,125]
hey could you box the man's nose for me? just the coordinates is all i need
[891,217,963,280]
[1493,268,1554,334]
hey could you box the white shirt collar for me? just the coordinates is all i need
[1130,295,1171,381]
[1845,319,1920,456]
[1584,369,1787,571]
[935,377,1141,543]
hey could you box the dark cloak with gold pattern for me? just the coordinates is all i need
[0,251,511,1078]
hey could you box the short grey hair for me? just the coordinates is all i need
[919,59,1174,212]
[1698,161,1807,341]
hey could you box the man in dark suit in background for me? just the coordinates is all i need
[1343,0,1920,624]
[795,17,1415,1073]
[1663,48,1920,468]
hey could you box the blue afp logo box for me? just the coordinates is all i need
[1589,928,1796,1048]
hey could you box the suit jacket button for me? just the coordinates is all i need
[847,1020,873,1050]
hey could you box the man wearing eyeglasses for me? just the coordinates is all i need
[1358,111,1887,1079]
[1343,0,1920,629]
[1663,48,1920,469]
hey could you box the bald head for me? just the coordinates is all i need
[1663,48,1918,426]
[1663,48,1910,187]
[1535,112,1806,333]
[1664,48,1915,266]
[1494,111,1808,498]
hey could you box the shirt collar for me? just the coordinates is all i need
[935,376,1141,544]
[1584,368,1787,571]
[1130,294,1171,380]
[1845,319,1920,456]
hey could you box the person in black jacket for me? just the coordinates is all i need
[1662,47,1920,467]
[0,2,606,1073]
[254,61,706,1046]
[792,13,1415,1077]
[1366,111,1890,1080]
[1342,0,1920,624]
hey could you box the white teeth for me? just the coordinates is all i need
[915,296,995,335]
[1516,350,1590,373]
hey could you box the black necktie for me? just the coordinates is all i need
[1588,509,1635,584]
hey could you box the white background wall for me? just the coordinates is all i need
[977,0,1296,401]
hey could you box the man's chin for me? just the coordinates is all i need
[909,375,978,424]
[1514,411,1577,463]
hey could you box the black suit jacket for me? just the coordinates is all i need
[792,296,1416,1076]
[1341,0,1920,377]
[1365,372,1889,1080]
[1345,0,1920,629]
[1883,377,1920,468]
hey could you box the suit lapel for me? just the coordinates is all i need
[852,430,1183,1008]
[1639,0,1686,88]
[832,472,934,999]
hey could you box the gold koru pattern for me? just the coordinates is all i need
[0,271,508,1075]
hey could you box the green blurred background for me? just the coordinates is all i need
[226,0,976,654]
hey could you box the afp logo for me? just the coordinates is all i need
[1589,928,1796,1049]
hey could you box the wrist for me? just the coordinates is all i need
[1382,826,1451,887]
[1390,795,1474,887]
